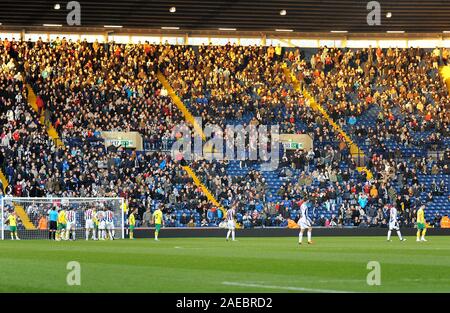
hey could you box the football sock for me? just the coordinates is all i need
[421,228,427,239]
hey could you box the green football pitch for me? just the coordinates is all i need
[1,236,449,293]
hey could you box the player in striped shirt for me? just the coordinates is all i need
[96,210,106,240]
[84,207,96,240]
[225,206,236,241]
[66,208,77,240]
[298,199,313,245]
[387,205,405,242]
[104,207,115,240]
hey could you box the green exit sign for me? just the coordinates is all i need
[283,142,303,150]
[108,139,134,148]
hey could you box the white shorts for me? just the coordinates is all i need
[106,222,114,230]
[66,222,76,230]
[85,220,94,229]
[99,221,106,230]
[389,221,399,231]
[298,219,312,229]
[227,220,235,230]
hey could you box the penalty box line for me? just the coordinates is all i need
[222,281,353,293]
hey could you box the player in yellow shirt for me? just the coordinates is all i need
[6,211,20,240]
[122,200,128,214]
[152,205,164,241]
[129,208,137,240]
[92,211,99,241]
[56,209,67,241]
[416,205,427,242]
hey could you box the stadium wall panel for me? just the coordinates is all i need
[133,227,450,238]
[3,228,450,239]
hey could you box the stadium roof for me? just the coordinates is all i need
[1,0,450,35]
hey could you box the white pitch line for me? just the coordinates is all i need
[173,246,210,250]
[222,281,353,293]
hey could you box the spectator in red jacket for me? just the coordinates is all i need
[36,94,44,116]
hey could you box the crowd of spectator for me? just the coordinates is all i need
[1,37,449,229]
[19,37,184,149]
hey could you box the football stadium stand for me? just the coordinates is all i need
[1,37,449,230]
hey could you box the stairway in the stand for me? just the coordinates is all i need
[0,172,37,230]
[25,85,64,148]
[282,64,373,180]
[157,70,225,215]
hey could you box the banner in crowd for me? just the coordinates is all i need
[101,131,143,150]
[279,134,313,151]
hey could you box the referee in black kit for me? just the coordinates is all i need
[48,206,58,240]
